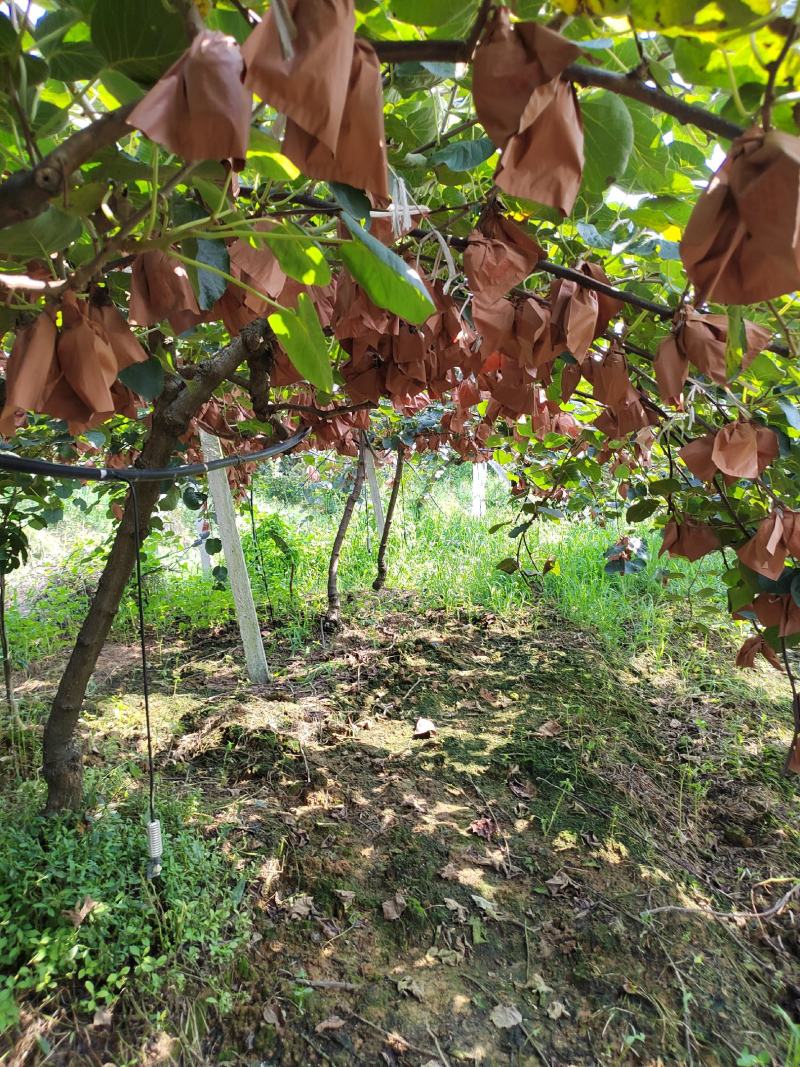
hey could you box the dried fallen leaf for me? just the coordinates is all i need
[396,975,425,1002]
[263,1003,286,1027]
[444,896,468,922]
[382,891,407,921]
[402,793,428,813]
[334,889,355,911]
[315,1015,347,1034]
[527,972,553,997]
[544,871,575,897]
[471,893,501,920]
[439,862,461,881]
[490,1004,523,1029]
[64,896,99,929]
[92,1007,113,1028]
[287,895,315,920]
[386,1031,410,1052]
[547,999,570,1020]
[508,777,535,800]
[468,815,497,840]
[413,717,437,738]
[535,719,562,738]
[426,945,464,966]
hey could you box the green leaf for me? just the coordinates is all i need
[118,357,164,401]
[428,137,496,172]
[649,477,682,496]
[339,213,435,324]
[0,207,81,257]
[496,557,519,574]
[91,0,186,85]
[0,13,17,57]
[258,222,331,287]
[183,486,205,511]
[390,0,477,26]
[247,129,299,180]
[581,93,634,193]
[181,234,229,311]
[268,293,333,393]
[98,68,144,105]
[777,398,800,432]
[46,41,104,83]
[725,305,747,378]
[329,182,371,227]
[212,564,228,583]
[205,537,222,555]
[626,498,659,522]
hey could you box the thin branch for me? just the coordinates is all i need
[761,24,798,131]
[365,34,746,141]
[373,445,404,591]
[0,104,134,229]
[642,883,800,922]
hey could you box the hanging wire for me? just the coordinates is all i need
[129,482,162,877]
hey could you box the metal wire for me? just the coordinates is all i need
[129,482,155,825]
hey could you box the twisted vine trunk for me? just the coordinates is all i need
[373,447,404,592]
[42,322,270,813]
[42,418,177,813]
[324,438,366,630]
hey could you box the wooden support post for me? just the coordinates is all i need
[363,444,385,537]
[199,430,270,684]
[471,461,487,517]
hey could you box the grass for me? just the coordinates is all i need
[3,460,740,674]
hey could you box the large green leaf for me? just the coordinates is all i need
[182,235,230,311]
[91,0,186,85]
[329,182,371,227]
[35,12,104,83]
[0,13,18,56]
[118,357,164,402]
[258,222,331,287]
[581,92,634,194]
[429,137,496,172]
[390,0,476,26]
[0,207,82,257]
[268,293,333,393]
[339,213,435,324]
[247,129,300,181]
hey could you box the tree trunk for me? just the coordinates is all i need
[324,439,366,630]
[42,321,271,813]
[42,418,177,813]
[373,447,404,592]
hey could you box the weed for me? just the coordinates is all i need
[0,775,250,1036]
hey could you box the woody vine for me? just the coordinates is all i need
[0,0,799,812]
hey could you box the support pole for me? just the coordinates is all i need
[471,462,487,517]
[363,444,385,537]
[200,430,270,683]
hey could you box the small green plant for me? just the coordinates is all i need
[0,776,251,1035]
[736,1050,770,1066]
